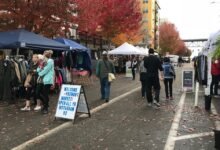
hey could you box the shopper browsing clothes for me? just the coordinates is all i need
[37,50,54,114]
[96,51,115,102]
[144,48,163,108]
[162,57,176,100]
[21,54,39,111]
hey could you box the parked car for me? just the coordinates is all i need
[182,56,190,63]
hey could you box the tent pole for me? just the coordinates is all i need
[16,48,19,55]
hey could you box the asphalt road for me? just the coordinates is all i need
[0,64,218,150]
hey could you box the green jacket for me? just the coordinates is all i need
[96,60,115,79]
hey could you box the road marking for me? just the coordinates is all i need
[164,92,186,150]
[211,103,220,130]
[174,132,214,141]
[12,87,141,150]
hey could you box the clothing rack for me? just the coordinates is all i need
[9,55,25,59]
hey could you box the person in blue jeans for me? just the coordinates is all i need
[96,51,115,102]
[162,57,175,100]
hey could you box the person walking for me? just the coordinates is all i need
[144,48,163,108]
[131,57,137,80]
[162,57,176,100]
[139,57,147,99]
[96,51,115,102]
[37,50,54,114]
[210,57,220,97]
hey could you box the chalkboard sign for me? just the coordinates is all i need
[182,70,194,92]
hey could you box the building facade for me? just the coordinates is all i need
[139,0,160,50]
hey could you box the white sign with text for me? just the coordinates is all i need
[55,85,81,120]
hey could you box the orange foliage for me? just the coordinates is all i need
[111,30,144,46]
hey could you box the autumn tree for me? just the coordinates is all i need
[159,22,187,55]
[74,0,142,44]
[0,0,75,37]
[111,29,146,46]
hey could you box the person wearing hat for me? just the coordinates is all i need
[96,51,115,102]
[144,48,163,108]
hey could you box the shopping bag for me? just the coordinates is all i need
[108,73,116,82]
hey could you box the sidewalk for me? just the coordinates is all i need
[0,64,218,150]
[0,74,140,150]
[11,64,217,150]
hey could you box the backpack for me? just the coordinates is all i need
[163,64,175,77]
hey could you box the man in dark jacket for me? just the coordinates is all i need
[144,48,163,108]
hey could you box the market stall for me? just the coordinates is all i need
[109,42,147,77]
[0,29,69,102]
[109,42,147,55]
[0,29,69,51]
[54,38,92,85]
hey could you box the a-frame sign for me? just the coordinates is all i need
[55,84,91,123]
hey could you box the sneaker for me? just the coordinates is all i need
[170,97,174,100]
[20,107,31,111]
[34,106,41,111]
[105,98,109,103]
[42,109,48,114]
[153,101,160,107]
[147,103,152,107]
[166,97,169,101]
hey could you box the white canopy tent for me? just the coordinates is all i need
[108,42,147,55]
[136,46,148,56]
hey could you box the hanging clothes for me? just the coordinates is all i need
[63,51,73,70]
[0,59,4,100]
[2,60,17,102]
[75,52,92,75]
[194,55,208,85]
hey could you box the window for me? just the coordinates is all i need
[143,9,148,13]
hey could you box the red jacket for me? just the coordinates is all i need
[211,60,220,75]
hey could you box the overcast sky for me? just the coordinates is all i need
[159,0,220,39]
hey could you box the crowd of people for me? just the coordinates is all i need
[96,48,176,108]
[0,47,179,114]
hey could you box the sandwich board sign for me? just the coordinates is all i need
[182,69,194,92]
[55,84,90,122]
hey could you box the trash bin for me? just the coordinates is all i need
[214,130,220,149]
[204,95,212,111]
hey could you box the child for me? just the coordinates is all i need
[162,57,175,100]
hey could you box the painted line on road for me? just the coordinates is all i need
[174,132,214,141]
[164,92,186,150]
[211,103,220,130]
[12,87,141,150]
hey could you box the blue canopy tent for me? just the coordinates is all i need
[54,37,92,75]
[54,38,87,50]
[0,29,69,51]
